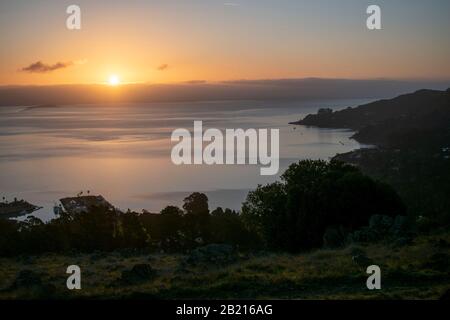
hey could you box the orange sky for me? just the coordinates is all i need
[1,0,449,86]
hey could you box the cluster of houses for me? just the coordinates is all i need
[0,198,41,219]
[1,192,116,219]
[56,194,115,215]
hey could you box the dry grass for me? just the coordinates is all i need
[0,230,448,300]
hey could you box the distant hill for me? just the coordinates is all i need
[293,88,450,148]
[293,88,450,223]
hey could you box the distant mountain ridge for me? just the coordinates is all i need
[293,88,450,147]
[0,79,449,106]
[293,88,450,222]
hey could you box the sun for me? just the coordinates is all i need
[108,74,120,86]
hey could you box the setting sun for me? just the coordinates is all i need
[108,75,120,86]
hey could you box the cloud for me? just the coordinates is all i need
[184,80,206,84]
[157,64,169,71]
[21,61,74,73]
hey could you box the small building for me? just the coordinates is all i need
[0,199,41,219]
[59,195,114,214]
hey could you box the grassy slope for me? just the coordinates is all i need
[0,230,448,300]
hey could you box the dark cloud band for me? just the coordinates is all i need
[21,61,73,73]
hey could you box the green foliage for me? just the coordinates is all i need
[0,162,405,256]
[160,206,183,216]
[141,198,259,252]
[183,192,209,216]
[0,206,149,256]
[0,219,20,256]
[1,230,448,299]
[348,214,414,244]
[241,182,286,248]
[242,160,406,251]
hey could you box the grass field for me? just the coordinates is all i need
[0,230,448,300]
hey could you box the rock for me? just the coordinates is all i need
[185,244,236,266]
[120,264,156,284]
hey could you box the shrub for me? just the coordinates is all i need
[242,160,406,251]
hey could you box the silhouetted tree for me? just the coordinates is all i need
[242,160,405,251]
[161,205,184,216]
[211,207,225,216]
[242,182,287,248]
[0,219,20,256]
[181,193,210,244]
[183,192,209,216]
[119,211,148,248]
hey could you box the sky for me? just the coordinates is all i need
[0,0,449,85]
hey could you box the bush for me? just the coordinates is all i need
[184,244,237,266]
[242,160,406,251]
[348,214,414,244]
[120,264,156,284]
[323,226,347,248]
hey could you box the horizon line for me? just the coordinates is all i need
[1,77,450,88]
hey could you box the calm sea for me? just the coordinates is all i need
[0,99,372,221]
